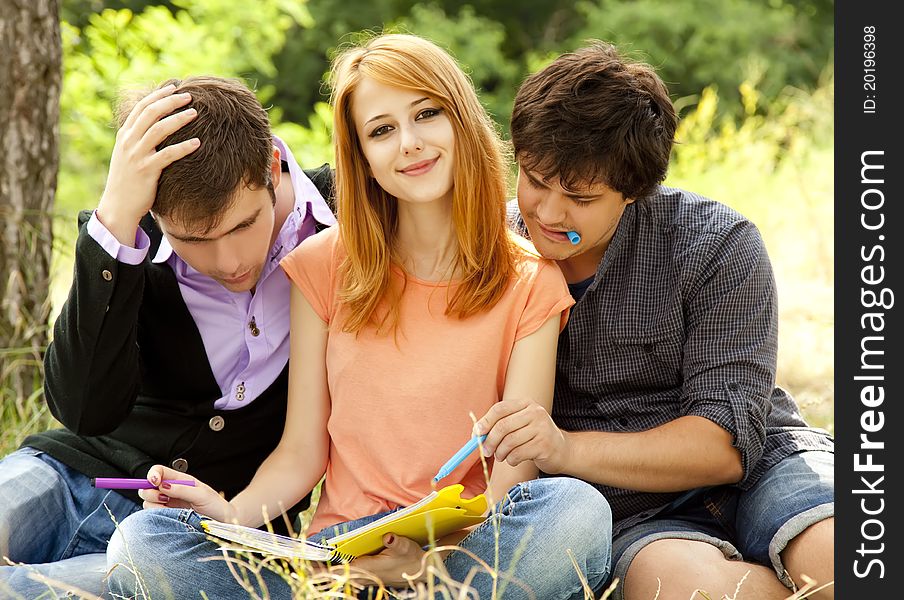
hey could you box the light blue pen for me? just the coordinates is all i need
[433,434,489,482]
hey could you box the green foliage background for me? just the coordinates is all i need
[2,0,834,454]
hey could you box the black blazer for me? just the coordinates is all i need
[25,165,335,521]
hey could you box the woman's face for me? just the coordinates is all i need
[351,77,456,206]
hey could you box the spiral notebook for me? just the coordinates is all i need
[199,484,488,563]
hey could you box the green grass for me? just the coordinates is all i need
[1,215,75,457]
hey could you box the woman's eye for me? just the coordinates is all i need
[417,107,443,120]
[369,125,392,138]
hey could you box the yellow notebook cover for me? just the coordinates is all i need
[200,484,487,563]
[329,485,488,557]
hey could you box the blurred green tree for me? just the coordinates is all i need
[439,0,584,57]
[570,0,834,117]
[63,1,833,130]
[62,0,174,27]
[57,0,317,219]
[259,0,415,125]
[392,4,521,128]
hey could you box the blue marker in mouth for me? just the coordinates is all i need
[566,231,581,245]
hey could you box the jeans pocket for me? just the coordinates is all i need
[703,487,739,537]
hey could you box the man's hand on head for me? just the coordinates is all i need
[96,84,201,246]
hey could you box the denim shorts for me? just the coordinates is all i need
[608,450,834,600]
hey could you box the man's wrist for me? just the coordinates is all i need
[96,199,145,248]
[87,211,150,264]
[555,429,576,475]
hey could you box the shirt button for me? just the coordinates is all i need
[236,392,245,401]
[171,458,189,472]
[643,343,655,354]
[237,384,246,393]
[102,269,113,281]
[209,416,225,431]
[250,327,260,337]
[728,382,741,391]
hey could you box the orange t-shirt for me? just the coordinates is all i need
[280,227,573,534]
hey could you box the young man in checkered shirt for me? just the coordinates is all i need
[477,42,835,600]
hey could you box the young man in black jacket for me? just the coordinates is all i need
[0,77,335,598]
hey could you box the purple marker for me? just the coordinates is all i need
[566,231,581,245]
[91,477,196,490]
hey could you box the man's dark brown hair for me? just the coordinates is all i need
[117,76,273,234]
[511,42,678,200]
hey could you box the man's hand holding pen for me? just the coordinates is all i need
[475,398,571,474]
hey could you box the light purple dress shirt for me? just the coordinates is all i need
[86,137,335,409]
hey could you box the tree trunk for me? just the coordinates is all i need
[0,0,61,414]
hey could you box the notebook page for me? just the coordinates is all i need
[200,520,336,561]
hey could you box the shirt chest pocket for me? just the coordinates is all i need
[569,299,685,394]
[559,284,686,395]
[602,332,684,391]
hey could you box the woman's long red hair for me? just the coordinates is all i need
[330,34,515,334]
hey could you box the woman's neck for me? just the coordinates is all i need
[394,199,459,281]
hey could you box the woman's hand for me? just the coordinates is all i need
[138,465,237,522]
[351,534,427,588]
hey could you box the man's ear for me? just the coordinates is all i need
[270,146,282,190]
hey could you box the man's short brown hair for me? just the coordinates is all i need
[511,42,677,199]
[117,76,273,234]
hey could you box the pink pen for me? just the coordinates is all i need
[91,477,196,490]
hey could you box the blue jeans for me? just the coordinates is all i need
[0,447,142,599]
[106,477,612,599]
[608,450,834,600]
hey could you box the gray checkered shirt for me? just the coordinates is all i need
[508,186,833,530]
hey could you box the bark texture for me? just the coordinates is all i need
[0,0,61,410]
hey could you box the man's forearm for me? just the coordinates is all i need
[44,217,145,435]
[557,416,744,493]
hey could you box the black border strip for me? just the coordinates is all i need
[836,1,901,596]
